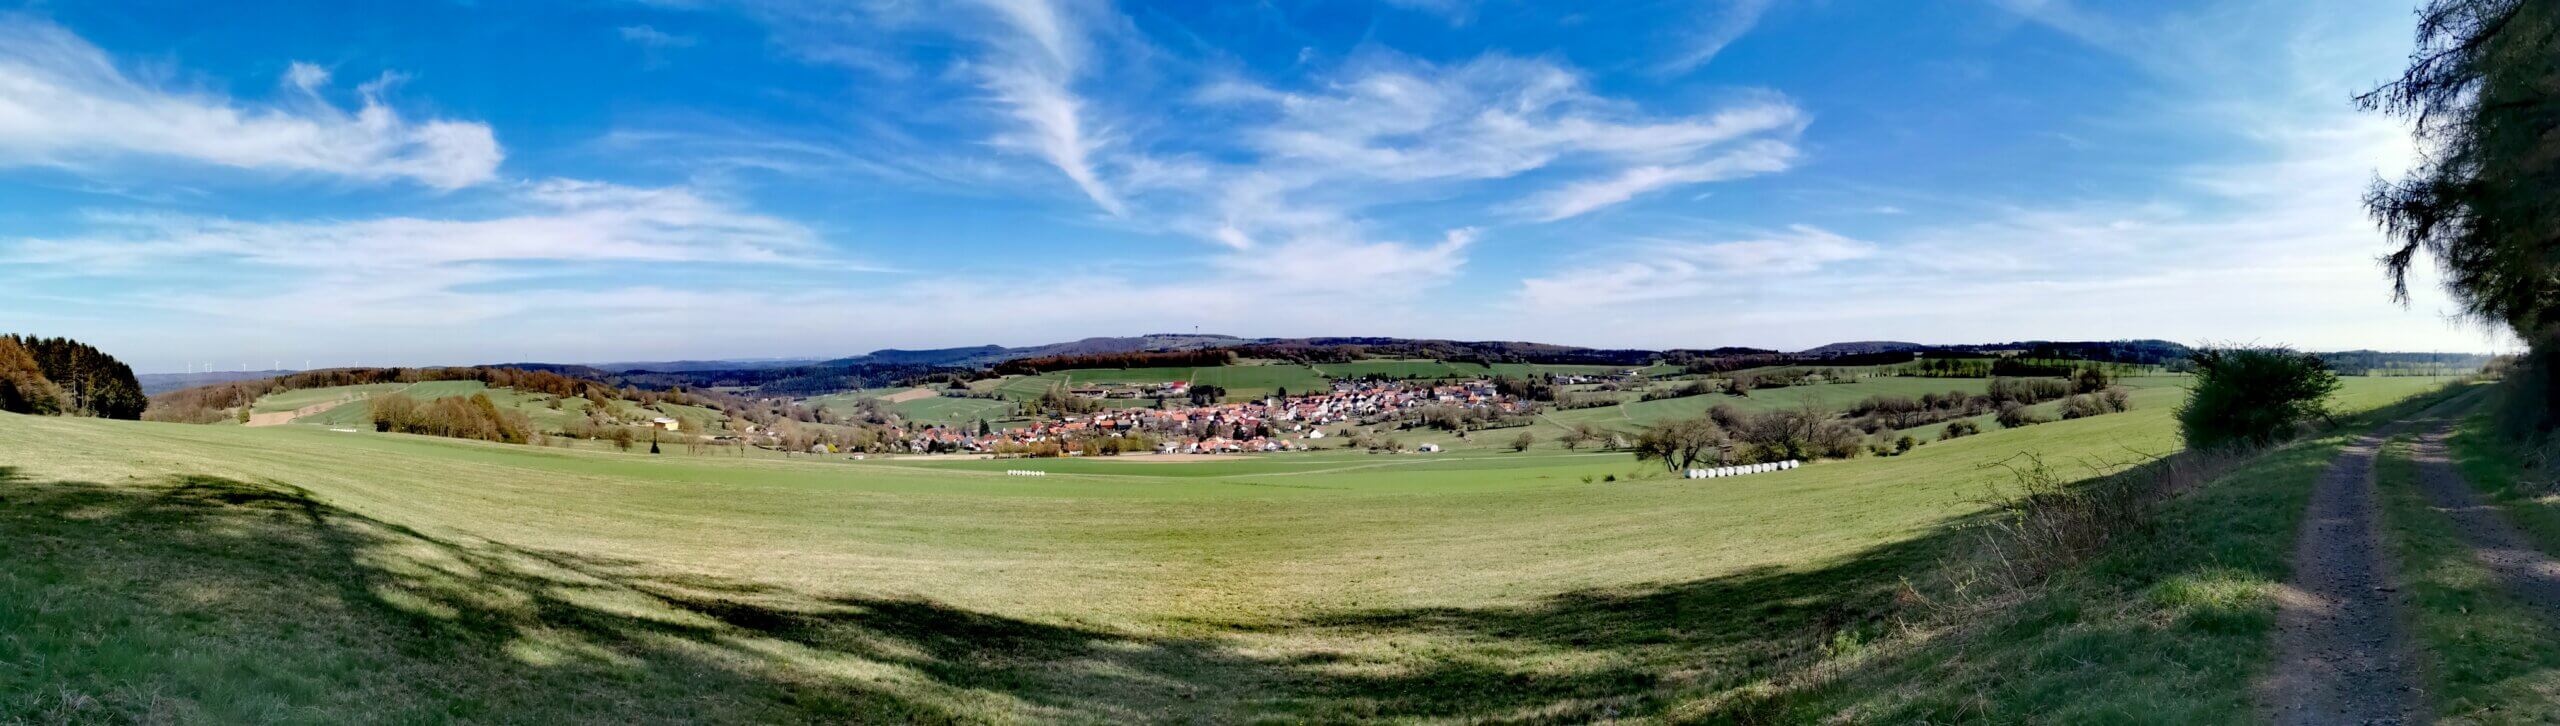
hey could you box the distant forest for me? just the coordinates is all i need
[993,350,1236,375]
[2315,350,2494,375]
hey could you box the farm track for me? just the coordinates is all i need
[2260,391,2482,725]
[2404,426,2560,619]
[244,401,341,427]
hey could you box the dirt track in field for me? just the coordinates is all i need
[2405,427,2560,618]
[2258,395,2477,725]
[243,401,346,427]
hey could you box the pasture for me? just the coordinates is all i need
[0,376,2460,721]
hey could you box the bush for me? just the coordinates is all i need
[2176,346,2341,449]
[1995,402,2048,428]
[2059,394,2109,420]
[1940,419,1981,440]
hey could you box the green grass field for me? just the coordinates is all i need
[0,376,2465,721]
[247,383,408,414]
[802,388,1017,426]
[263,381,699,434]
[890,396,1014,425]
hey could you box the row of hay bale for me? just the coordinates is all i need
[1005,469,1048,477]
[1684,460,1799,479]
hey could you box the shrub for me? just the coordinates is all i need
[2059,394,2110,420]
[1940,419,1981,440]
[1995,402,2048,428]
[2101,387,2131,412]
[2176,346,2341,449]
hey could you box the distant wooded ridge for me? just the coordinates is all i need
[142,335,2497,404]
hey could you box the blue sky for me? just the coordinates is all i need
[0,0,2514,372]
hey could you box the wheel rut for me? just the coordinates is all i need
[2258,394,2478,725]
[2404,426,2560,619]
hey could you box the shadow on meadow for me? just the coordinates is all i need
[0,460,2003,724]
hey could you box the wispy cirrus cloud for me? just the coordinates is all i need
[1517,225,1872,308]
[1380,0,1477,25]
[1514,139,1798,221]
[968,0,1127,216]
[0,16,502,189]
[618,24,698,48]
[1660,0,1776,74]
[653,2,1805,294]
[1181,53,1803,248]
[7,179,829,273]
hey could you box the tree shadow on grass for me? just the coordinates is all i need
[0,462,2010,724]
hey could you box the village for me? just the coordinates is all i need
[888,378,1537,456]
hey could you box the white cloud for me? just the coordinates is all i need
[1184,54,1804,251]
[1518,225,1872,307]
[1661,0,1774,74]
[1221,226,1476,293]
[0,17,502,189]
[618,24,698,48]
[1381,0,1476,25]
[969,0,1126,216]
[16,179,822,271]
[1516,139,1797,221]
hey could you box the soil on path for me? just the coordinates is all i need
[2259,394,2478,725]
[243,401,346,427]
[2404,428,2560,617]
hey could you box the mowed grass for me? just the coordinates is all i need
[0,377,2461,721]
[890,396,1014,425]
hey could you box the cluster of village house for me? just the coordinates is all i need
[889,379,1534,455]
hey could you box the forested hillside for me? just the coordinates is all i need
[0,335,145,419]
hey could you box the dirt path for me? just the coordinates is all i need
[2259,395,2477,725]
[243,401,346,427]
[2405,428,2560,617]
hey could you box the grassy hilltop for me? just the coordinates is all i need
[0,375,2457,722]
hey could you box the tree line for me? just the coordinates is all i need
[992,349,1237,375]
[0,335,146,419]
[370,393,533,444]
